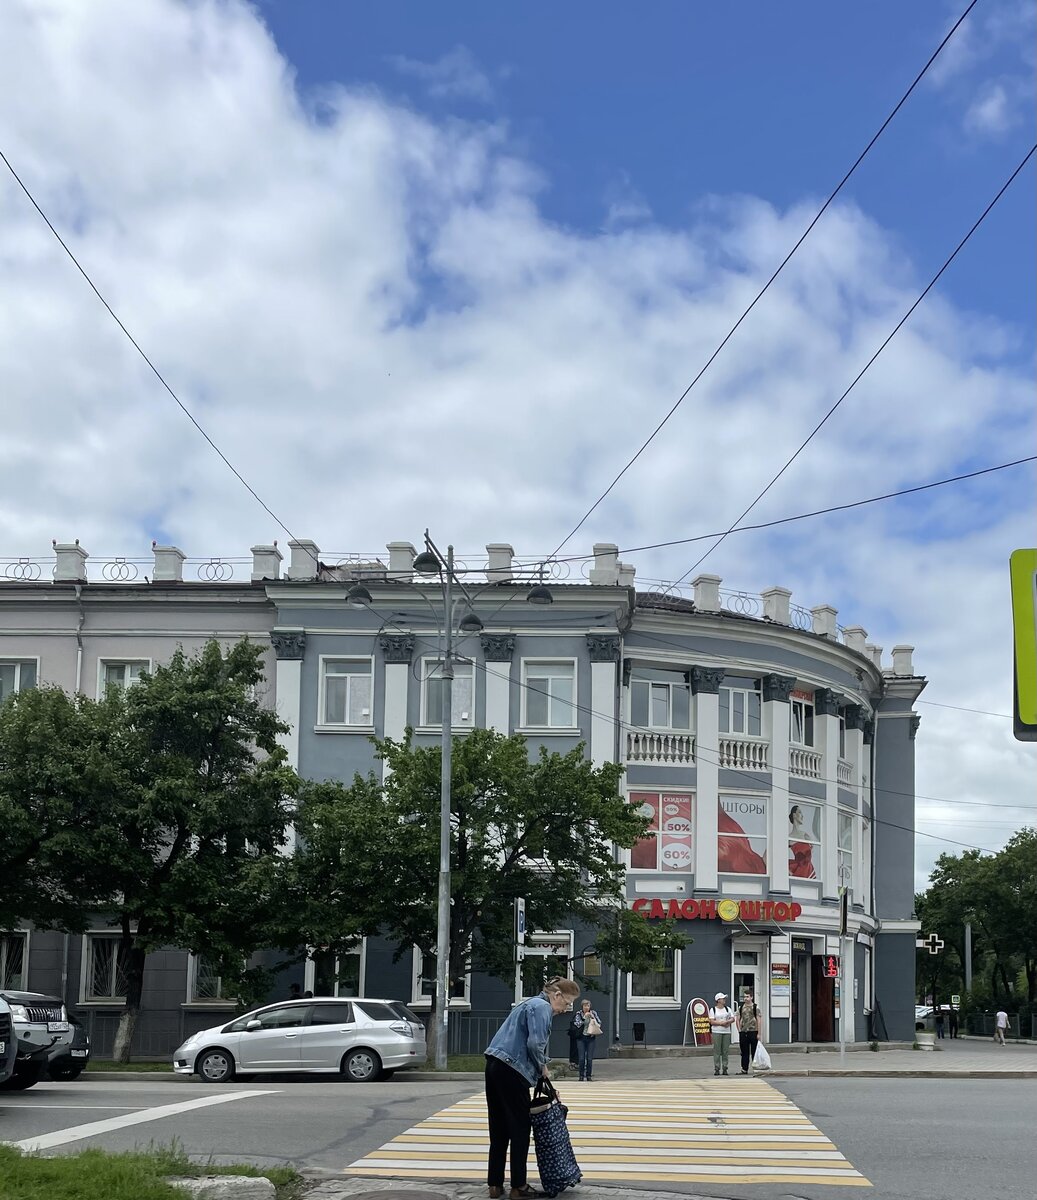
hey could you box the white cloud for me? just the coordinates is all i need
[0,0,1033,892]
[388,45,494,103]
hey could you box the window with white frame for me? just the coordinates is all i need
[83,934,127,1002]
[791,696,815,747]
[321,658,373,726]
[629,791,694,872]
[520,930,574,998]
[788,800,821,880]
[719,676,762,736]
[628,947,680,1007]
[0,660,37,702]
[187,954,233,1003]
[310,942,365,997]
[99,659,150,694]
[422,659,475,727]
[838,809,854,883]
[838,712,847,759]
[411,948,471,1008]
[630,668,691,730]
[1,931,28,990]
[522,660,576,728]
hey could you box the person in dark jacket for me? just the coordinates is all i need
[484,977,580,1200]
[736,991,762,1074]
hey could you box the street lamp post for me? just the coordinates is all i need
[353,535,552,1070]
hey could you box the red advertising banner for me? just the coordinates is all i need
[690,997,712,1046]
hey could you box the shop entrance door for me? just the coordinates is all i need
[811,956,835,1042]
[733,947,764,1011]
[791,952,812,1042]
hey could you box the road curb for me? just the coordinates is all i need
[768,1069,1037,1078]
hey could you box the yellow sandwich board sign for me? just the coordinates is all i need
[1010,549,1037,741]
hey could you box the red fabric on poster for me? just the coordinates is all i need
[717,805,767,874]
[789,841,817,879]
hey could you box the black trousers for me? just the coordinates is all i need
[739,1031,759,1072]
[485,1055,532,1188]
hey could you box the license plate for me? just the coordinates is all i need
[71,1049,88,1057]
[48,1021,70,1033]
[0,1041,5,1054]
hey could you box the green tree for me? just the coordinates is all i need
[286,727,687,1065]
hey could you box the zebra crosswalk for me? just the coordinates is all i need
[347,1077,870,1187]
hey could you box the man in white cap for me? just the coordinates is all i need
[708,991,735,1076]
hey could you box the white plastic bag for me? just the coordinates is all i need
[752,1042,772,1071]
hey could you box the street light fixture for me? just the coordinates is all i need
[349,535,551,1069]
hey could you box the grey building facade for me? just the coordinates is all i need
[1,537,924,1056]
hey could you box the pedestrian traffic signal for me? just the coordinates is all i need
[824,955,840,979]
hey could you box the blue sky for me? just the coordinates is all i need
[260,0,1036,350]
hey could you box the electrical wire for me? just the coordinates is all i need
[676,141,1037,583]
[548,0,982,559]
[916,700,1013,719]
[0,147,304,552]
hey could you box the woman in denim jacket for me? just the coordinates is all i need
[484,976,581,1200]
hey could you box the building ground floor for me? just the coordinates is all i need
[1,905,916,1061]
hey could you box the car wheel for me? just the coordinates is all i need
[196,1049,235,1083]
[0,1065,44,1091]
[342,1048,381,1082]
[48,1065,83,1082]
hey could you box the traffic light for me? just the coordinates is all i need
[824,954,840,979]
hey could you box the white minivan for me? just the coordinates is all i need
[173,997,427,1082]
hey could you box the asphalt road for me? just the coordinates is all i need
[2,1074,1034,1199]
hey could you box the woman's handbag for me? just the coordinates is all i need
[529,1079,582,1197]
[584,1016,603,1037]
[752,1041,772,1071]
[567,1016,582,1037]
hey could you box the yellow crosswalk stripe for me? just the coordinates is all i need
[346,1078,870,1187]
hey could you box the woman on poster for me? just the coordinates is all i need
[788,805,817,879]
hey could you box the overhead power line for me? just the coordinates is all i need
[0,148,302,548]
[548,0,981,559]
[677,141,1037,583]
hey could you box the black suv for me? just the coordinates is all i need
[0,989,73,1091]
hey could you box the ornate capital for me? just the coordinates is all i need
[762,673,794,703]
[378,633,415,664]
[270,630,305,660]
[842,704,864,731]
[814,687,839,717]
[909,713,921,740]
[690,665,724,695]
[480,633,516,662]
[862,718,875,745]
[586,633,621,663]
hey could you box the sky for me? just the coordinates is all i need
[0,0,1034,892]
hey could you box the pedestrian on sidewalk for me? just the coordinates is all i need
[736,990,761,1073]
[949,1008,959,1038]
[484,975,581,1200]
[709,991,735,1076]
[573,998,602,1081]
[994,1008,1008,1045]
[935,1009,945,1039]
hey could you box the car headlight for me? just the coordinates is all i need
[8,1004,28,1021]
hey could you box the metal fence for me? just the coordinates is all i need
[77,1008,235,1060]
[963,1011,1030,1039]
[447,1011,501,1056]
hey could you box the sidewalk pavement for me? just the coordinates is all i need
[303,1178,719,1200]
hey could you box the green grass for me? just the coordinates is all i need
[444,1054,485,1072]
[0,1144,305,1200]
[87,1060,173,1072]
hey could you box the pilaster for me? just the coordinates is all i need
[691,667,721,891]
[816,689,841,901]
[481,633,515,733]
[763,674,794,894]
[271,629,304,854]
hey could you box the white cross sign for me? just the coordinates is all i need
[921,932,944,955]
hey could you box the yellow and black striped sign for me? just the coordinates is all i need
[347,1078,870,1187]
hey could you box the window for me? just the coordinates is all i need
[520,931,574,998]
[719,676,762,736]
[0,660,36,702]
[718,794,768,875]
[84,934,127,1002]
[310,943,365,997]
[628,948,680,1007]
[838,810,854,883]
[788,801,821,880]
[228,1004,304,1032]
[629,791,693,872]
[630,669,691,730]
[838,713,847,759]
[522,660,576,728]
[321,658,373,726]
[187,955,232,1003]
[98,660,149,694]
[411,949,471,1008]
[791,696,814,747]
[422,659,475,727]
[311,1002,353,1025]
[1,932,27,990]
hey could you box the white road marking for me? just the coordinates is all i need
[9,1089,280,1152]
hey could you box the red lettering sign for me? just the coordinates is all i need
[631,898,801,922]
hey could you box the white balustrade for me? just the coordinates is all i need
[837,758,854,786]
[790,747,823,779]
[718,737,769,771]
[626,731,696,765]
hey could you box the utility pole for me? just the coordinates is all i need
[964,922,973,994]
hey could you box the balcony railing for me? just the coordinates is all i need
[837,759,854,785]
[719,737,769,771]
[626,731,695,765]
[790,747,823,779]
